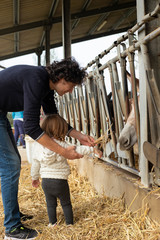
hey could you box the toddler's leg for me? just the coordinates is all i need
[59,180,73,225]
[42,179,57,224]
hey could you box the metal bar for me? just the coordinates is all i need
[136,0,149,188]
[0,27,131,61]
[98,27,160,72]
[85,77,99,138]
[0,3,136,36]
[117,44,130,120]
[127,52,140,141]
[62,0,71,58]
[146,69,160,115]
[45,26,50,65]
[112,62,123,134]
[85,4,160,69]
[140,43,159,145]
[78,85,89,135]
[108,64,119,139]
[13,0,20,52]
[71,88,81,131]
[102,157,140,176]
[35,48,43,66]
[94,65,117,155]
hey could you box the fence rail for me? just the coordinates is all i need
[57,4,160,187]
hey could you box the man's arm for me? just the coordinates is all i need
[37,132,83,160]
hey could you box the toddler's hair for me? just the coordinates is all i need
[41,114,68,141]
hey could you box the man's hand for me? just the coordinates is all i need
[62,146,83,160]
[78,134,95,146]
[69,129,95,147]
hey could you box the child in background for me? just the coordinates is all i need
[31,114,102,226]
[12,111,26,148]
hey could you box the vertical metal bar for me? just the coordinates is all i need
[112,62,123,133]
[78,85,89,135]
[95,65,117,156]
[36,48,42,66]
[108,64,119,138]
[13,0,20,52]
[45,26,50,65]
[136,0,149,187]
[117,44,130,120]
[141,43,160,185]
[127,52,140,142]
[85,76,98,138]
[62,0,71,58]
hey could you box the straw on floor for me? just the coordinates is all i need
[0,161,160,240]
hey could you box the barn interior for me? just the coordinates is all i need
[0,0,160,239]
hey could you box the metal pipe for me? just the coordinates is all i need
[45,25,50,65]
[127,52,140,141]
[98,27,160,72]
[62,0,71,58]
[85,4,160,70]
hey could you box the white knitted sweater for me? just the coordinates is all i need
[31,139,94,180]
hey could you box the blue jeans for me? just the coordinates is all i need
[13,120,26,147]
[0,112,21,232]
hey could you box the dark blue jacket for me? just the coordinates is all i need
[0,65,71,140]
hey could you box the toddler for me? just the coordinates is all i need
[31,114,102,226]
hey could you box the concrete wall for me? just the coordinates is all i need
[75,156,160,223]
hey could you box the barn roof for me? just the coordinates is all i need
[0,0,136,61]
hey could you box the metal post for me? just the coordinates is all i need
[36,48,42,66]
[136,0,149,187]
[45,25,50,65]
[62,0,71,58]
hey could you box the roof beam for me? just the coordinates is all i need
[0,1,136,36]
[0,26,133,61]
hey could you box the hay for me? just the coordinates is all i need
[0,162,160,240]
[94,128,111,145]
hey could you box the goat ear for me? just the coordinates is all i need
[143,141,160,168]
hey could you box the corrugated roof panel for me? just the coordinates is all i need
[0,0,137,61]
[19,27,44,51]
[20,0,53,24]
[0,0,13,28]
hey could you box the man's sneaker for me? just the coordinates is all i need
[4,224,38,240]
[20,212,33,221]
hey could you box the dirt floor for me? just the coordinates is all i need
[0,150,160,239]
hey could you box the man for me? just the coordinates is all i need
[0,57,94,240]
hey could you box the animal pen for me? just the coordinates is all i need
[57,4,160,188]
[0,2,160,239]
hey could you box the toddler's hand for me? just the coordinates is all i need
[94,148,103,158]
[32,179,40,188]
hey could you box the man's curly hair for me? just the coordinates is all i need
[45,57,87,85]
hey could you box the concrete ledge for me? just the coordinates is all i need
[75,156,160,223]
